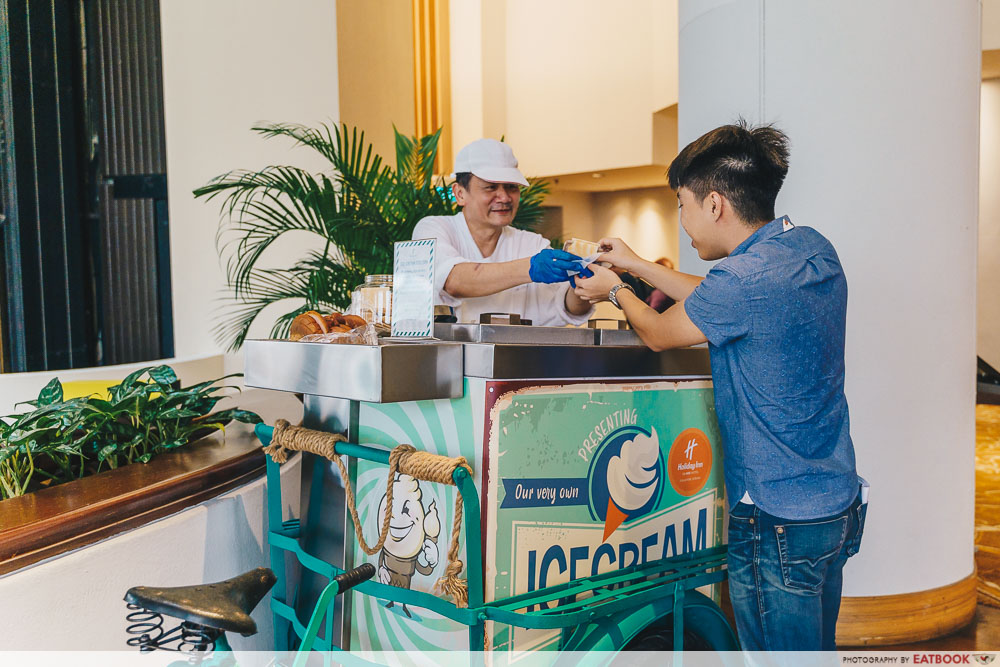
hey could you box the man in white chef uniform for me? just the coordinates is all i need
[412,139,594,326]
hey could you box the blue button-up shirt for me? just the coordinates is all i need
[684,216,858,520]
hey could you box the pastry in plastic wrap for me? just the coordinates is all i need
[300,322,378,345]
[289,311,328,341]
[289,311,377,344]
[562,238,601,257]
[342,314,368,329]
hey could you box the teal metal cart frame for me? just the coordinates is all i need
[257,423,738,663]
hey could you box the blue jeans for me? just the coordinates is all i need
[726,492,866,651]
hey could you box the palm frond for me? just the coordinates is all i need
[394,126,441,188]
[210,270,312,351]
[210,256,363,350]
[251,122,357,170]
[197,166,338,298]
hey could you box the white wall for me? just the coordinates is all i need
[0,354,223,416]
[545,190,596,243]
[159,0,340,367]
[548,186,679,268]
[593,187,679,268]
[449,0,485,155]
[449,0,503,150]
[986,0,1000,50]
[546,186,678,322]
[982,79,1000,370]
[679,0,979,598]
[504,0,677,176]
[676,0,762,278]
[450,0,678,177]
[0,454,301,650]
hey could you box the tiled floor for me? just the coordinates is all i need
[884,605,1000,651]
[975,404,1000,608]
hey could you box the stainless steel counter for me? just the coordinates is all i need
[244,336,711,402]
[593,328,644,346]
[243,339,464,403]
[433,322,596,345]
[462,343,710,379]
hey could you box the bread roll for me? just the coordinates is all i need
[289,311,328,341]
[323,312,346,329]
[342,314,367,329]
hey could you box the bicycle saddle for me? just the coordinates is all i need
[125,567,276,636]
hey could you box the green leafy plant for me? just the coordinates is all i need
[194,123,551,351]
[0,365,261,500]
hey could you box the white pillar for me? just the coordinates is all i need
[678,0,979,607]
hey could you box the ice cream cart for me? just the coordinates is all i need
[245,322,738,661]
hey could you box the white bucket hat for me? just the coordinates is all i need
[453,138,529,187]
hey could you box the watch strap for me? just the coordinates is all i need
[608,282,636,309]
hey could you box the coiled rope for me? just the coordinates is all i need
[263,419,475,607]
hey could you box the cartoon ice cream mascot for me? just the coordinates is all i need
[376,473,441,617]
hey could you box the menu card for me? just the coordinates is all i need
[391,239,435,338]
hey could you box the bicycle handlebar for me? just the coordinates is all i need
[333,563,376,595]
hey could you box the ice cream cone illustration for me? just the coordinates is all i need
[603,428,660,542]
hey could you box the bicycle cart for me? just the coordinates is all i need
[243,325,739,663]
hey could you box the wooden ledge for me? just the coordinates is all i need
[0,389,302,576]
[836,571,978,646]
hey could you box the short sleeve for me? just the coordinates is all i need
[530,283,594,326]
[527,232,552,255]
[684,265,750,346]
[412,217,465,306]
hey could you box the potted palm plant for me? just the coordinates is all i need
[194,124,550,351]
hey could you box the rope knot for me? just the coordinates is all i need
[435,559,470,608]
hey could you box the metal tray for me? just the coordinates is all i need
[243,339,464,403]
[433,322,596,345]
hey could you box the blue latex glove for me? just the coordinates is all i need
[569,266,594,288]
[529,249,583,284]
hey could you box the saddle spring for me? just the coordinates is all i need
[125,603,222,654]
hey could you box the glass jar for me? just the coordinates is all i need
[349,274,393,326]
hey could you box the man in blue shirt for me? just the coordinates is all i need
[574,121,865,651]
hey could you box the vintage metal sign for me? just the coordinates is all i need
[484,380,725,656]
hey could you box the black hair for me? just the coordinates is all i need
[454,172,473,189]
[666,119,790,226]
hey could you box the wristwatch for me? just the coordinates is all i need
[608,283,636,309]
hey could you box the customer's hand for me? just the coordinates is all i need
[529,249,582,284]
[573,265,622,303]
[568,264,594,288]
[597,238,642,272]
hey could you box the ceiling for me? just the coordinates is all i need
[547,164,673,193]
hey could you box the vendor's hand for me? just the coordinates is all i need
[597,238,642,272]
[529,249,582,284]
[574,264,623,303]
